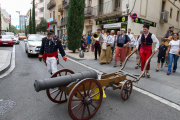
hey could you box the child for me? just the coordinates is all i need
[156,40,167,71]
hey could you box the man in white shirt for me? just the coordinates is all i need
[126,28,136,57]
[136,25,159,78]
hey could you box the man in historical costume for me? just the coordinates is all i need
[99,30,113,64]
[94,28,103,60]
[114,28,131,67]
[162,26,174,67]
[136,25,159,78]
[134,29,143,69]
[126,28,136,57]
[38,29,67,75]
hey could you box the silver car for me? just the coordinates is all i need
[25,34,45,57]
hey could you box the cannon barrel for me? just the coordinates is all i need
[34,70,97,92]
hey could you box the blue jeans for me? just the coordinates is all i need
[168,53,179,73]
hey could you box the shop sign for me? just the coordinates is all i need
[104,23,121,28]
[133,18,157,27]
[96,16,128,25]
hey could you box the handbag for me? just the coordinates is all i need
[102,43,107,50]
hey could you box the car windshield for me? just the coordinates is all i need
[1,35,12,39]
[19,33,25,36]
[6,32,14,36]
[28,35,44,41]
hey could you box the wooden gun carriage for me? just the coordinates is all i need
[34,50,155,120]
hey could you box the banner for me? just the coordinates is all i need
[96,16,128,25]
[133,18,157,27]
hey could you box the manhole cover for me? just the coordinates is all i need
[0,99,16,115]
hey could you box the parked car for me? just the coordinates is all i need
[0,35,13,46]
[18,33,26,40]
[13,36,20,44]
[25,34,44,57]
[5,32,19,44]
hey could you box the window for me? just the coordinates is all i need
[53,11,55,19]
[170,8,173,18]
[50,13,51,18]
[177,11,179,22]
[161,1,165,12]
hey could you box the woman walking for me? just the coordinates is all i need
[87,33,92,52]
[166,33,180,75]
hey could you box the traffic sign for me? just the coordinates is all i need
[131,13,137,20]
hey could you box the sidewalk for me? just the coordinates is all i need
[66,49,180,105]
[0,50,12,76]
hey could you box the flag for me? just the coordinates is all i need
[16,11,20,14]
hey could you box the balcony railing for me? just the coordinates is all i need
[38,12,44,18]
[85,6,93,17]
[58,4,63,12]
[47,0,56,10]
[58,17,67,26]
[63,0,69,9]
[92,0,121,17]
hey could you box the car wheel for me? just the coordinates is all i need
[25,47,27,53]
[27,53,31,57]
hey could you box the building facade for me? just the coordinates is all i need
[19,15,27,32]
[88,0,180,42]
[1,9,11,32]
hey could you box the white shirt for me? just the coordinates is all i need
[127,33,135,46]
[134,36,141,46]
[110,35,116,47]
[169,40,180,54]
[103,35,113,44]
[136,33,159,50]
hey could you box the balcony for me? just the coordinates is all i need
[85,6,93,18]
[58,17,67,26]
[63,0,69,9]
[92,0,122,18]
[38,2,44,10]
[160,11,169,23]
[47,0,56,10]
[58,4,63,12]
[38,12,44,18]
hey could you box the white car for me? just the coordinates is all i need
[25,34,44,57]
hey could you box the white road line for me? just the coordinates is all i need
[67,57,180,111]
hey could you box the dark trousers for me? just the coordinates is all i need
[95,43,101,59]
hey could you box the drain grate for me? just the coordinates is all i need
[0,99,16,115]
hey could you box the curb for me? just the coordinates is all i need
[0,51,12,75]
[66,52,87,60]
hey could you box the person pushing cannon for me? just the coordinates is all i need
[38,29,67,75]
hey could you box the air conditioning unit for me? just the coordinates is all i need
[160,12,168,23]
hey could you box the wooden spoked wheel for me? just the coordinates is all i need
[68,79,103,120]
[121,80,133,101]
[46,69,74,103]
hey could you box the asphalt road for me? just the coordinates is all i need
[0,41,180,120]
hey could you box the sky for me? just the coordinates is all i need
[1,0,32,27]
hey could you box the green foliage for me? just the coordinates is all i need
[9,23,11,32]
[29,9,32,34]
[6,28,8,32]
[67,0,85,52]
[32,0,36,34]
[36,18,47,32]
[9,25,19,34]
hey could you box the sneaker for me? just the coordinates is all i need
[167,72,171,75]
[173,70,176,73]
[156,69,159,72]
[114,64,117,67]
[160,68,163,71]
[94,58,97,60]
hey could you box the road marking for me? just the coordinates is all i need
[67,57,180,111]
[0,46,16,79]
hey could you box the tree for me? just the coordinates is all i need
[0,9,1,35]
[9,23,11,32]
[29,9,32,34]
[32,0,36,34]
[67,0,85,52]
[10,25,19,34]
[36,18,47,33]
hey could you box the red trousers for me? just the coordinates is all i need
[115,47,126,63]
[140,50,151,71]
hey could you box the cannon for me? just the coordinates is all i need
[34,50,156,120]
[34,70,97,92]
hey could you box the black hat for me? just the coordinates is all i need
[143,24,150,29]
[47,29,54,35]
[106,30,110,33]
[97,28,101,31]
[169,26,174,29]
